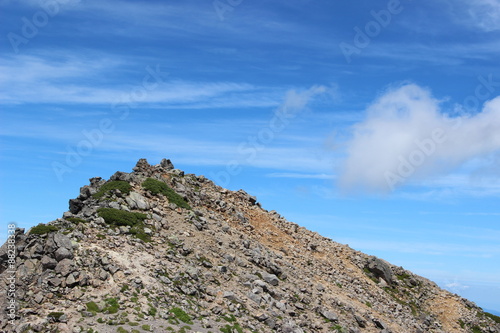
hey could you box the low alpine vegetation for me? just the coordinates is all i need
[93,180,132,200]
[97,208,151,242]
[142,178,191,209]
[30,223,59,235]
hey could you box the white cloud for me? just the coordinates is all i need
[338,84,500,193]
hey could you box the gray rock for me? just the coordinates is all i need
[109,171,130,181]
[247,292,262,304]
[126,192,150,210]
[320,309,338,322]
[53,233,72,250]
[160,158,175,170]
[48,277,62,286]
[373,318,387,329]
[55,259,75,277]
[254,312,269,321]
[355,315,367,328]
[133,158,150,172]
[69,198,84,214]
[366,257,394,284]
[262,273,279,286]
[54,247,73,261]
[41,255,57,270]
[223,291,237,301]
[66,273,78,287]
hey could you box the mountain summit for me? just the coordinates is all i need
[1,158,499,333]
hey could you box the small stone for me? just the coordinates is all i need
[223,291,237,301]
[262,273,279,286]
[320,309,338,322]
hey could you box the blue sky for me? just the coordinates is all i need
[1,0,500,312]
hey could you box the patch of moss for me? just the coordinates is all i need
[142,178,191,209]
[86,301,100,312]
[93,181,132,200]
[141,324,151,331]
[147,305,157,317]
[169,307,193,324]
[104,297,120,314]
[48,312,65,321]
[331,325,346,333]
[30,223,59,235]
[116,327,129,333]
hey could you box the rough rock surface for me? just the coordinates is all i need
[0,158,499,333]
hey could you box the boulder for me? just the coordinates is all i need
[55,247,73,261]
[366,257,394,284]
[41,255,58,270]
[55,259,75,277]
[159,158,175,170]
[126,192,150,210]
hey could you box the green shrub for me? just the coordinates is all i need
[142,178,191,209]
[169,307,193,324]
[66,217,87,224]
[97,208,147,227]
[116,327,129,333]
[30,223,59,235]
[93,181,132,199]
[141,325,151,331]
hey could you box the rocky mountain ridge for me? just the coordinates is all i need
[1,158,499,333]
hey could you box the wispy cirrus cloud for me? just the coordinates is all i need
[0,54,283,107]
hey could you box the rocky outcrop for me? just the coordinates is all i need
[1,158,499,333]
